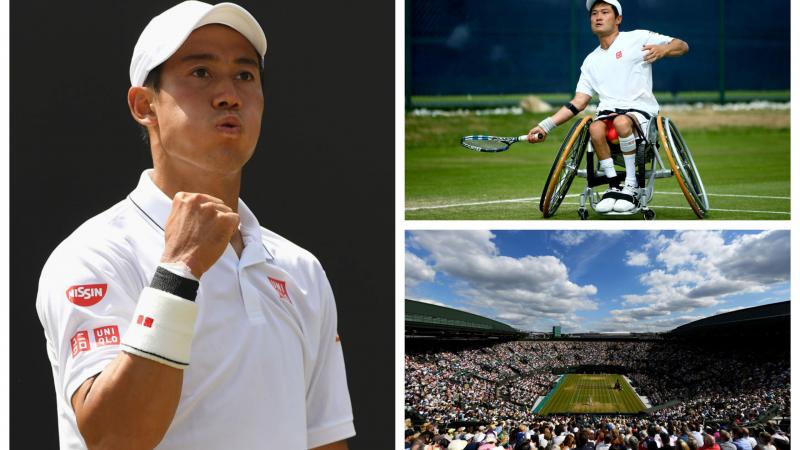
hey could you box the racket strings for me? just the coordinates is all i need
[463,137,509,151]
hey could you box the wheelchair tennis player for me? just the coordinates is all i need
[528,0,688,213]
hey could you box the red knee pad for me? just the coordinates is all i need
[601,119,619,144]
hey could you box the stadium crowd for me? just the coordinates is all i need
[405,340,789,449]
[404,417,790,450]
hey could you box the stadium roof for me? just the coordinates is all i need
[671,301,789,333]
[406,299,520,336]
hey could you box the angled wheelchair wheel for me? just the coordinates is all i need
[657,115,710,218]
[540,116,592,217]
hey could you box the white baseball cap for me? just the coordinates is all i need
[130,1,268,87]
[448,441,469,450]
[586,0,622,15]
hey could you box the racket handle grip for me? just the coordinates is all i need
[519,134,542,142]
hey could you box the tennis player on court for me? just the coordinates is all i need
[35,2,354,449]
[528,0,688,212]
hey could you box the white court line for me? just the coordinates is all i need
[406,192,790,212]
[659,192,790,200]
[407,197,536,210]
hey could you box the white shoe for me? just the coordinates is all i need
[596,187,621,213]
[613,184,639,212]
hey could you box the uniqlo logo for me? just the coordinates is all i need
[93,325,120,347]
[268,277,292,303]
[616,50,622,59]
[71,331,90,357]
[136,315,154,328]
[65,283,108,307]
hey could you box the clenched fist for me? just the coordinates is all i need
[528,127,547,143]
[160,192,240,278]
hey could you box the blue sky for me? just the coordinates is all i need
[405,230,790,333]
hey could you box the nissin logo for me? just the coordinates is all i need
[66,284,108,307]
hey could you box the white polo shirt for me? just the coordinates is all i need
[576,29,674,116]
[36,170,355,450]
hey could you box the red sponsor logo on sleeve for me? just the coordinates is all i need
[65,284,108,307]
[70,331,90,357]
[93,325,120,347]
[616,50,623,59]
[268,277,292,303]
[136,315,154,328]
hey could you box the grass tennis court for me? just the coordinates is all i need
[405,110,790,220]
[536,374,646,415]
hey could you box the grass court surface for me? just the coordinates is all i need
[405,110,790,220]
[536,374,645,415]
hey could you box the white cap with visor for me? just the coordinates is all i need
[130,1,267,87]
[586,0,622,15]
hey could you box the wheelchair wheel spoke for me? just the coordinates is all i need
[659,115,709,218]
[540,116,591,217]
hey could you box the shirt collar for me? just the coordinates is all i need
[128,169,173,231]
[128,169,274,261]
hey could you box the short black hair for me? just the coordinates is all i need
[515,440,532,450]
[144,64,163,92]
[589,1,620,17]
[577,429,591,447]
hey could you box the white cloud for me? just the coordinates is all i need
[405,251,436,288]
[552,230,624,248]
[625,251,649,266]
[715,230,790,283]
[552,231,589,247]
[599,314,700,333]
[609,230,789,332]
[405,230,789,334]
[412,298,450,308]
[408,231,598,331]
[655,230,725,270]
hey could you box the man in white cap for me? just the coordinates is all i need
[36,2,354,449]
[528,0,689,213]
[474,426,487,444]
[478,433,498,450]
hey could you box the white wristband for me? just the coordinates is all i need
[121,287,198,369]
[538,117,557,134]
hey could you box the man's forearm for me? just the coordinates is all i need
[666,38,689,57]
[529,93,591,140]
[551,106,580,126]
[73,353,183,450]
[553,94,591,126]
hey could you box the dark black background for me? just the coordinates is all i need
[11,1,394,448]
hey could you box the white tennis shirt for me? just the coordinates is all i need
[576,29,674,116]
[36,170,355,450]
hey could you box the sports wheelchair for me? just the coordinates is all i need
[539,114,709,220]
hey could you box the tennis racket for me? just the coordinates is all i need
[460,133,542,153]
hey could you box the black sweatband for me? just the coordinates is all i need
[564,102,580,116]
[150,266,199,301]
